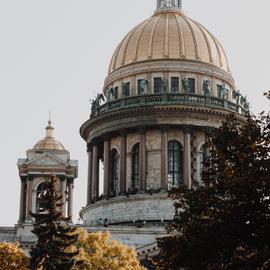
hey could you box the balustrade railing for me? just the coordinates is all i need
[91,93,248,118]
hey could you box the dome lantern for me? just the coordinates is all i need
[156,0,182,12]
[33,120,65,151]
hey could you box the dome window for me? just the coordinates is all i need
[122,82,130,97]
[171,77,180,93]
[154,78,163,93]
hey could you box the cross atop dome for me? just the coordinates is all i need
[156,0,182,11]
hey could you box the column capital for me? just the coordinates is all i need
[27,176,34,181]
[204,126,215,137]
[20,176,27,183]
[160,125,169,133]
[102,133,111,142]
[119,129,127,137]
[138,126,146,135]
[87,143,92,152]
[182,125,193,134]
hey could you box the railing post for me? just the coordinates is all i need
[121,98,126,108]
[162,93,168,103]
[223,100,228,109]
[205,96,211,106]
[105,103,109,112]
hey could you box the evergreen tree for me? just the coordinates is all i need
[30,176,80,270]
[157,113,270,270]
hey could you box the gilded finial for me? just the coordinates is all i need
[48,111,52,125]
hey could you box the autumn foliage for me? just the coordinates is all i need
[73,229,146,270]
[0,242,28,270]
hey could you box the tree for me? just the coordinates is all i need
[0,242,28,270]
[157,113,270,270]
[30,176,80,270]
[73,229,146,270]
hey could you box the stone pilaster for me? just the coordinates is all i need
[18,177,26,223]
[92,144,99,200]
[60,178,66,217]
[103,138,110,197]
[120,131,127,193]
[26,177,33,220]
[87,145,93,205]
[161,127,168,190]
[139,128,146,191]
[184,127,192,189]
[67,179,74,221]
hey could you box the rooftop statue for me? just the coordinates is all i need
[203,80,211,96]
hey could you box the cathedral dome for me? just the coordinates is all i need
[108,3,230,75]
[33,121,65,151]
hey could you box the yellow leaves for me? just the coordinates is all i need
[0,242,28,270]
[73,229,146,270]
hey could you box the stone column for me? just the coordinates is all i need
[184,127,192,189]
[87,145,93,205]
[103,138,110,197]
[67,179,74,221]
[18,178,26,223]
[120,131,127,193]
[205,130,211,157]
[139,128,146,191]
[26,177,33,220]
[60,178,66,217]
[92,144,99,200]
[161,128,168,190]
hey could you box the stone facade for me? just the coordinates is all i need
[79,0,248,258]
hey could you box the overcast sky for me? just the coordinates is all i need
[0,0,269,226]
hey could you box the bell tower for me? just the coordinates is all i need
[17,121,78,225]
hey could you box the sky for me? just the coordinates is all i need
[0,0,269,226]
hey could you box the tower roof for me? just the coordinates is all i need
[108,1,230,74]
[33,120,65,151]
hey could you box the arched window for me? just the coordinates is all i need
[132,143,140,192]
[168,141,183,189]
[36,182,47,213]
[110,149,119,196]
[198,144,206,184]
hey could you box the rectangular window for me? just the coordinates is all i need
[154,77,162,93]
[122,82,130,97]
[171,77,179,93]
[188,78,195,93]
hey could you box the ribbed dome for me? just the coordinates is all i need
[109,9,230,74]
[33,121,65,151]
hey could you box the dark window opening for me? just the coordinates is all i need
[122,82,130,97]
[154,78,163,93]
[188,78,195,93]
[171,77,179,92]
[36,182,47,213]
[168,141,183,189]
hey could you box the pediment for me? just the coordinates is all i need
[27,153,67,167]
